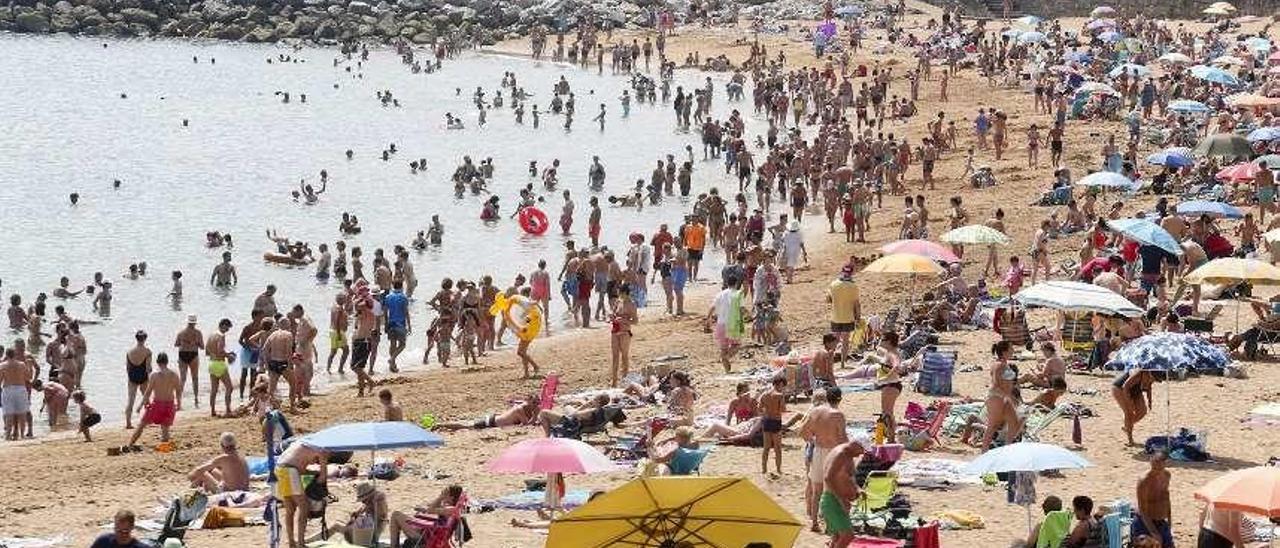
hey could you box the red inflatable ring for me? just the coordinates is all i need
[518,206,549,235]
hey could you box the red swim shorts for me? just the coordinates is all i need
[143,400,177,427]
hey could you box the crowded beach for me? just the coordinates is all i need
[3,0,1280,547]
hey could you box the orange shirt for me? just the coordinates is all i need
[684,223,707,251]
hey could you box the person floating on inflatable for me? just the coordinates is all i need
[490,289,543,378]
[519,206,549,235]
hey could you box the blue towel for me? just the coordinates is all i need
[487,489,592,510]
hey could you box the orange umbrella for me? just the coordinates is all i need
[1194,466,1280,517]
[1216,162,1262,183]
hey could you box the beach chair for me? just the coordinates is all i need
[999,307,1032,351]
[405,493,470,548]
[1035,509,1073,548]
[301,474,335,540]
[902,401,950,451]
[1101,512,1125,548]
[857,471,898,514]
[152,492,209,546]
[1022,404,1068,443]
[666,447,710,476]
[1060,311,1095,359]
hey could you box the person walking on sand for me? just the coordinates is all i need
[515,287,541,378]
[205,318,235,417]
[261,318,297,410]
[1134,451,1174,548]
[609,284,637,387]
[173,315,203,409]
[706,277,746,372]
[123,330,152,429]
[800,387,848,533]
[126,352,179,448]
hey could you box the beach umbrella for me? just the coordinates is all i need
[300,421,444,547]
[1244,37,1271,52]
[1209,1,1236,10]
[1002,29,1024,39]
[1258,154,1280,169]
[1075,171,1134,189]
[1246,126,1280,142]
[834,5,864,16]
[1210,55,1247,67]
[1146,149,1195,168]
[1271,51,1280,63]
[547,477,803,548]
[1107,332,1227,373]
[1013,280,1144,317]
[1271,66,1280,75]
[1089,6,1115,18]
[963,442,1091,536]
[1106,218,1182,255]
[1168,99,1212,114]
[486,437,618,475]
[301,421,444,451]
[1086,19,1116,31]
[1017,31,1047,44]
[1077,81,1116,94]
[1183,257,1280,287]
[1158,52,1193,64]
[1175,200,1244,219]
[1195,467,1280,518]
[1108,63,1149,78]
[1194,133,1253,158]
[1190,64,1240,86]
[1098,31,1122,43]
[1202,5,1230,15]
[940,224,1011,246]
[1064,51,1093,63]
[1216,162,1262,183]
[881,239,960,263]
[862,253,945,275]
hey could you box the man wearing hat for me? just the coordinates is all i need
[827,265,861,366]
[174,314,204,410]
[322,481,388,545]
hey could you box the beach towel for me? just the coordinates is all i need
[0,536,67,548]
[481,489,592,511]
[892,458,982,488]
[727,290,744,339]
[931,509,986,530]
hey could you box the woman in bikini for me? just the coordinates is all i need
[981,340,1020,450]
[873,331,907,442]
[1112,369,1157,445]
[726,382,758,425]
[609,284,638,387]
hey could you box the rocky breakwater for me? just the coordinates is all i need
[0,0,669,45]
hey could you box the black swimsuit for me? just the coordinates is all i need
[126,355,149,385]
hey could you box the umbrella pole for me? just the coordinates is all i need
[1026,505,1033,540]
[371,449,378,548]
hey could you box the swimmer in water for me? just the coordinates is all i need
[211,252,237,288]
[53,277,83,299]
[427,216,444,245]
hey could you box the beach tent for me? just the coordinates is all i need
[1013,280,1143,317]
[300,422,444,547]
[547,477,803,548]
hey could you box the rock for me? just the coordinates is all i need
[70,5,99,19]
[212,21,241,38]
[53,0,73,13]
[126,22,150,34]
[292,14,318,34]
[50,12,77,29]
[15,11,51,31]
[241,24,275,41]
[202,0,240,23]
[79,13,105,26]
[347,0,371,14]
[0,7,12,22]
[374,13,396,35]
[325,4,342,16]
[273,20,293,36]
[355,22,373,36]
[118,7,158,27]
[312,18,336,38]
[241,5,267,23]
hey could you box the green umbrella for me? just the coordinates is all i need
[1194,133,1254,159]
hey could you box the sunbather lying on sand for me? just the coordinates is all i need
[701,417,764,446]
[435,397,540,431]
[537,394,626,437]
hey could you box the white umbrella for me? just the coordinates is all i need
[1075,171,1134,189]
[964,442,1091,536]
[1017,31,1047,44]
[1159,52,1193,64]
[1014,280,1144,317]
[1211,55,1247,67]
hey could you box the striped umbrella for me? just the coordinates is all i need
[1216,162,1263,183]
[881,239,960,263]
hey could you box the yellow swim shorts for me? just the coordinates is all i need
[329,330,346,350]
[273,466,303,499]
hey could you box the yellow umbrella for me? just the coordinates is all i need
[1183,257,1280,286]
[547,477,803,548]
[862,252,946,275]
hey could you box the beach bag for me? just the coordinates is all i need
[915,350,955,396]
[201,506,246,529]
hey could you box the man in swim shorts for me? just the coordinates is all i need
[327,294,349,374]
[205,318,234,417]
[434,398,541,431]
[127,352,180,448]
[800,388,847,532]
[821,441,865,547]
[262,318,297,409]
[174,314,204,409]
[0,346,33,440]
[276,441,329,548]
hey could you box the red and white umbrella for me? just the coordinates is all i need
[880,239,960,264]
[1216,162,1262,183]
[486,437,618,474]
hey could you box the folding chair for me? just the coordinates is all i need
[152,492,209,546]
[405,494,470,548]
[1022,405,1068,443]
[1059,311,1095,360]
[856,471,898,514]
[666,447,710,476]
[902,401,950,451]
[1035,509,1073,548]
[914,350,955,396]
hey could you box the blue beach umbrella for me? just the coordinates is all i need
[835,5,864,16]
[1017,31,1047,44]
[1106,332,1228,373]
[1064,51,1092,63]
[1168,99,1212,114]
[1098,31,1122,43]
[1106,218,1183,255]
[1003,29,1024,39]
[1245,37,1272,52]
[301,421,444,451]
[1190,64,1240,86]
[1146,148,1195,168]
[1247,127,1280,143]
[1176,200,1243,219]
[1014,15,1044,27]
[1258,155,1280,169]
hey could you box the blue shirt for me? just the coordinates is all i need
[384,290,409,327]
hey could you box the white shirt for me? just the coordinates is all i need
[712,289,737,326]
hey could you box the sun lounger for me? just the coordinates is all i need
[902,401,951,452]
[152,492,209,546]
[1022,405,1069,443]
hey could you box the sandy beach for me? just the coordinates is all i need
[2,2,1279,547]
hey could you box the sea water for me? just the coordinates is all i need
[0,34,761,425]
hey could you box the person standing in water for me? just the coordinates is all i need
[560,190,575,235]
[123,330,152,430]
[588,197,602,248]
[211,252,237,287]
[205,318,235,417]
[530,260,552,335]
[173,315,204,409]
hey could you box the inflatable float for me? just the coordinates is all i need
[518,206,549,235]
[263,252,313,266]
[488,293,543,341]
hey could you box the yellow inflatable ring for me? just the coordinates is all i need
[488,293,542,342]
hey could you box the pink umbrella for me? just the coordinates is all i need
[880,239,960,263]
[1216,162,1262,183]
[486,437,619,474]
